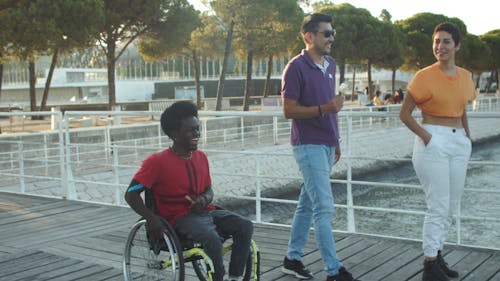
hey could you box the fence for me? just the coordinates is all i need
[0,96,499,250]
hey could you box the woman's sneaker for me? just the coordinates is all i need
[422,259,449,281]
[282,257,314,279]
[437,250,459,278]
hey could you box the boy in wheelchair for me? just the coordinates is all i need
[125,101,254,281]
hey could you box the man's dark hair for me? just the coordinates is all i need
[160,101,198,138]
[301,13,332,35]
[434,22,461,45]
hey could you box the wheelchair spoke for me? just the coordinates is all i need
[124,220,184,281]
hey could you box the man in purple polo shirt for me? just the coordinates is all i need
[280,13,359,281]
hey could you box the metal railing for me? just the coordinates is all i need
[0,96,499,250]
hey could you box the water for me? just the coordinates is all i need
[230,136,500,250]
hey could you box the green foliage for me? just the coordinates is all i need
[461,34,492,73]
[396,12,467,70]
[375,21,405,70]
[138,2,200,61]
[316,3,375,65]
[231,0,302,60]
[0,0,102,58]
[98,0,190,107]
[480,31,500,69]
[190,14,226,58]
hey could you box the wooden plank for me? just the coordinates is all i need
[47,264,119,281]
[452,250,497,279]
[359,244,421,280]
[0,251,57,278]
[1,193,500,281]
[347,240,410,278]
[2,255,79,280]
[2,208,134,247]
[462,251,500,280]
[43,242,123,269]
[29,260,94,280]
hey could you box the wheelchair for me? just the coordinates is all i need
[123,191,260,281]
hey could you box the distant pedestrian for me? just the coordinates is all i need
[372,90,383,106]
[280,13,358,281]
[399,22,476,281]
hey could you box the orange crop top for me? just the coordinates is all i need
[407,63,476,117]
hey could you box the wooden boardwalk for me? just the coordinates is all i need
[1,192,499,281]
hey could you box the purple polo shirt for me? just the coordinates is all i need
[281,49,340,146]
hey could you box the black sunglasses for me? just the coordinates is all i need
[317,29,336,38]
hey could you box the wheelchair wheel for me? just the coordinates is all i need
[192,240,260,281]
[242,240,260,281]
[123,219,185,281]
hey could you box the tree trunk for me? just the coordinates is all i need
[106,38,117,110]
[192,49,202,109]
[263,54,273,97]
[29,60,37,117]
[0,64,3,100]
[339,63,345,84]
[367,61,373,100]
[243,50,253,111]
[215,19,235,111]
[496,69,499,95]
[485,70,497,94]
[41,48,59,111]
[391,67,396,97]
[474,72,480,89]
[351,68,356,101]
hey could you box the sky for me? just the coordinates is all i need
[188,0,499,36]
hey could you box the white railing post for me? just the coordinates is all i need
[346,114,356,233]
[202,119,208,146]
[105,127,111,159]
[43,133,48,173]
[273,116,278,145]
[64,113,76,200]
[58,111,65,196]
[18,142,25,193]
[113,144,121,205]
[456,200,462,245]
[158,123,162,147]
[369,107,373,126]
[76,145,80,163]
[257,125,261,144]
[255,157,262,223]
[240,116,244,148]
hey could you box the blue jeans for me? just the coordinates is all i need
[287,144,341,276]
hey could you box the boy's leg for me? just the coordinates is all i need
[212,210,254,277]
[175,213,225,281]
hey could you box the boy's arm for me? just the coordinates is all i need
[125,179,164,240]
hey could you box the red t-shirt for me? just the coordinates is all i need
[133,148,215,225]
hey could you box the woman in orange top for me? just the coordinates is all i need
[400,22,476,281]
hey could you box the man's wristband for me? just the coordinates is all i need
[318,105,323,117]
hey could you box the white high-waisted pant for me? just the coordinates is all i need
[412,124,472,257]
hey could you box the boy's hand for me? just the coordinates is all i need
[146,215,165,254]
[186,195,208,214]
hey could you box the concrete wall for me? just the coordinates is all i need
[153,78,282,100]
